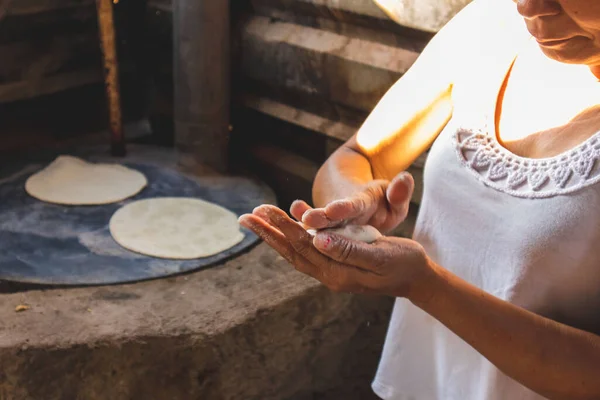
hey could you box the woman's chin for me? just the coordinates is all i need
[537,37,600,67]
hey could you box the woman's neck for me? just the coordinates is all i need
[495,40,600,158]
[591,65,600,81]
[522,39,600,97]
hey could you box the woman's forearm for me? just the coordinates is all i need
[411,265,600,400]
[312,25,455,208]
[312,143,374,208]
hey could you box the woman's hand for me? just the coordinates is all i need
[291,171,415,234]
[239,204,434,299]
[241,208,600,400]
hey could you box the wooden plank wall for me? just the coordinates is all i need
[0,0,148,149]
[0,0,99,102]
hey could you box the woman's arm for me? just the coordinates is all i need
[308,18,458,226]
[312,8,467,206]
[240,208,600,400]
[312,57,454,207]
[312,0,503,208]
[412,264,600,400]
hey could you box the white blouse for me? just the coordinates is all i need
[372,4,600,399]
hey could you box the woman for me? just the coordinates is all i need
[239,0,600,398]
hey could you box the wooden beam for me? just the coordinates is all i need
[251,144,319,183]
[252,0,390,22]
[241,93,356,143]
[253,0,467,34]
[372,0,471,33]
[240,16,419,112]
[173,0,231,172]
[0,69,102,103]
[0,0,12,21]
[147,0,432,50]
[96,0,125,156]
[150,0,389,22]
[251,7,430,51]
[7,0,93,16]
[246,144,317,208]
[0,34,99,83]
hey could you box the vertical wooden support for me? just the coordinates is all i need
[173,0,230,172]
[0,0,12,22]
[96,0,125,157]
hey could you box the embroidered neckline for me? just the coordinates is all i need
[454,126,600,198]
[453,37,600,199]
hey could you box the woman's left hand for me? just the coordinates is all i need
[239,204,435,299]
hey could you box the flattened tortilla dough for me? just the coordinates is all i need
[25,155,147,205]
[307,224,382,243]
[109,197,245,259]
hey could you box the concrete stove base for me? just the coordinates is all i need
[0,243,393,399]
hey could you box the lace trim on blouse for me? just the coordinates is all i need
[454,126,600,199]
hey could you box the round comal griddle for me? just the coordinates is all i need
[0,148,274,285]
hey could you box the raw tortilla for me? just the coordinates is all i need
[25,155,147,205]
[109,197,244,259]
[307,224,382,244]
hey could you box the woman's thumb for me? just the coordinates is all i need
[386,172,414,210]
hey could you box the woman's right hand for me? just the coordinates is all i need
[291,171,414,234]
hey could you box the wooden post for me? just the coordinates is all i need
[96,0,125,157]
[0,0,12,22]
[173,0,230,172]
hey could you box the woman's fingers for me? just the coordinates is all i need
[325,190,376,221]
[240,213,327,280]
[302,192,375,229]
[259,206,327,262]
[290,200,312,221]
[255,205,331,268]
[386,172,414,216]
[244,204,429,298]
[239,207,363,292]
[256,205,371,288]
[256,205,313,238]
[301,207,335,229]
[369,206,389,229]
[248,205,386,293]
[324,181,389,223]
[239,214,296,263]
[313,231,391,274]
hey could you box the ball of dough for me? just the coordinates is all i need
[307,224,382,244]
